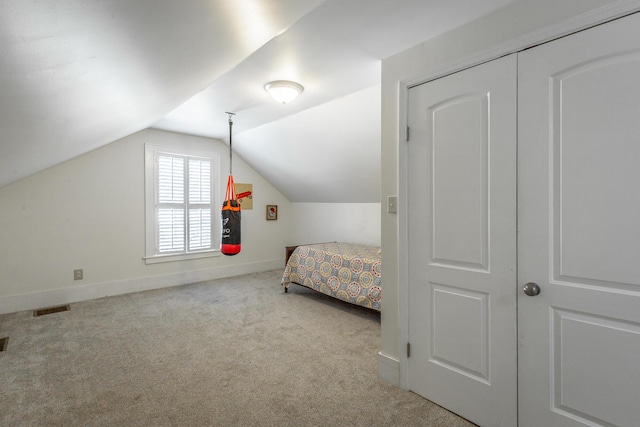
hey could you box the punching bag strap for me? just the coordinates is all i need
[224,175,237,205]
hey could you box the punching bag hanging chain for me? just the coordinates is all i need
[226,112,235,175]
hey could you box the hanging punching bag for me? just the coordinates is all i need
[221,112,241,256]
[221,175,241,255]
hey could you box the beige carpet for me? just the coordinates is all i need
[0,269,474,426]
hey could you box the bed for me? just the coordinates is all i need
[281,242,382,311]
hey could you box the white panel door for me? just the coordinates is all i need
[407,54,517,427]
[518,13,640,427]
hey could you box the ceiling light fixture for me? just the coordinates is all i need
[264,80,304,104]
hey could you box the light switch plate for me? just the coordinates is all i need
[387,196,397,213]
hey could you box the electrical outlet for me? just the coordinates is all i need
[74,269,83,281]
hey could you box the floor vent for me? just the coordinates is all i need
[0,337,8,352]
[33,305,70,317]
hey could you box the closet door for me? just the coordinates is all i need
[407,54,517,427]
[518,13,640,427]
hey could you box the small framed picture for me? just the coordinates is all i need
[266,205,278,220]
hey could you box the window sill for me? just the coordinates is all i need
[143,250,222,265]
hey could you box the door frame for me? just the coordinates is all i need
[396,1,640,392]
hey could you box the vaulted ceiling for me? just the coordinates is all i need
[0,0,516,201]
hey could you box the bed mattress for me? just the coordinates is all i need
[281,242,382,311]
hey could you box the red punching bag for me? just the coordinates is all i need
[221,112,241,256]
[221,175,241,255]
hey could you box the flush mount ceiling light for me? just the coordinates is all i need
[264,80,304,104]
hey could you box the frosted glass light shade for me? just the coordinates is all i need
[264,80,304,104]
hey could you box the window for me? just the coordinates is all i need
[145,144,220,263]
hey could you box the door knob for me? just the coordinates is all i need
[523,282,541,296]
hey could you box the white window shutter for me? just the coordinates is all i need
[188,159,211,204]
[155,154,213,254]
[158,208,185,252]
[158,156,184,204]
[187,159,212,251]
[188,208,211,251]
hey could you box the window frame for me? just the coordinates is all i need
[144,143,221,264]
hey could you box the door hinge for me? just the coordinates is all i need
[406,126,410,142]
[406,342,411,358]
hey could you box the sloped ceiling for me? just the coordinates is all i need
[0,0,517,200]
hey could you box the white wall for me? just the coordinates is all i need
[0,128,291,314]
[289,203,381,247]
[380,0,625,384]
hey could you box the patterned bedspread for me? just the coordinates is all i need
[281,242,382,311]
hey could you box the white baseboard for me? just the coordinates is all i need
[378,351,401,387]
[0,258,282,315]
